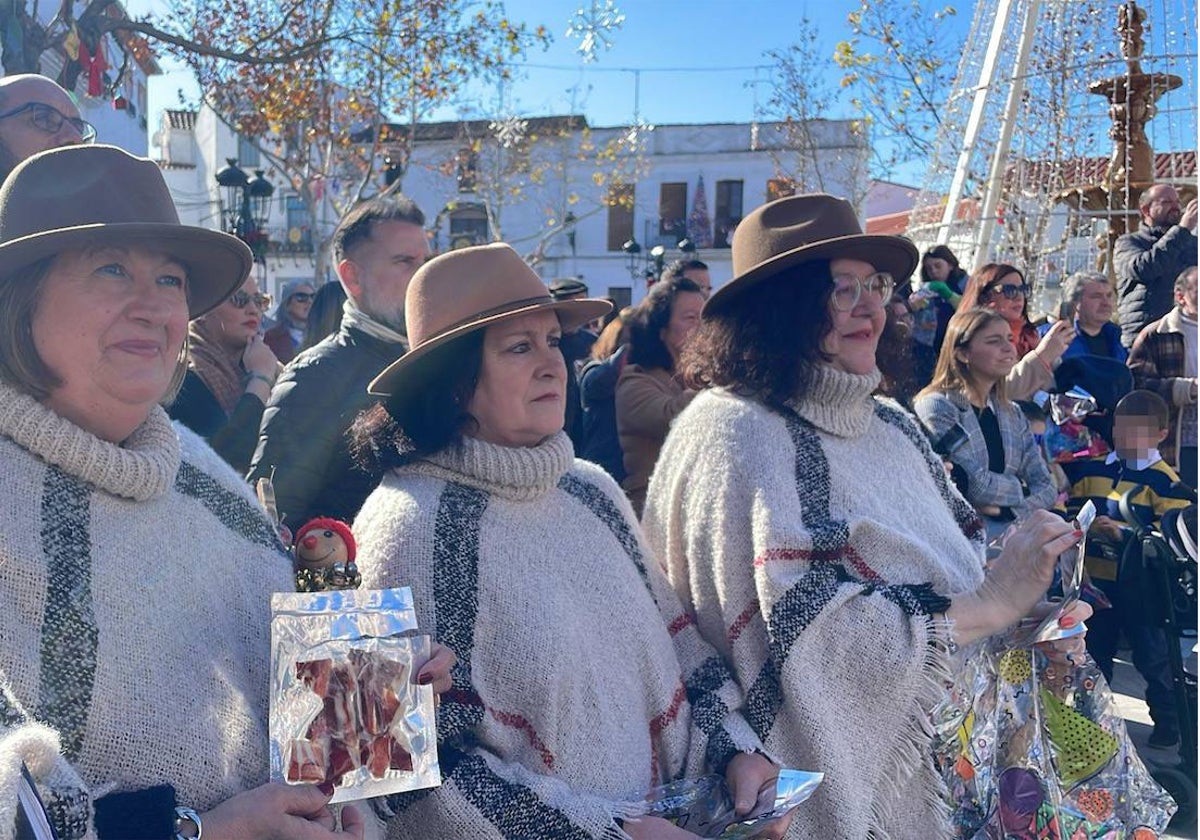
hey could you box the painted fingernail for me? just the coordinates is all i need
[318,781,335,796]
[1073,529,1084,538]
[1059,616,1076,628]
[418,672,433,685]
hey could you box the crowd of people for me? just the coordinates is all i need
[0,72,1194,840]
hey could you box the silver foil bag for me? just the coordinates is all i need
[645,769,823,838]
[269,587,440,803]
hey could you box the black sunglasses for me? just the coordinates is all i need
[229,290,272,309]
[0,101,96,142]
[289,292,314,303]
[988,282,1031,300]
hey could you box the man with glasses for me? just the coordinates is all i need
[0,75,94,181]
[1114,183,1198,348]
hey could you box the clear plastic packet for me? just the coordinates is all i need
[644,769,822,838]
[1015,500,1095,646]
[269,587,440,804]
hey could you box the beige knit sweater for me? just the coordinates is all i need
[642,365,988,840]
[352,431,761,840]
[0,380,294,840]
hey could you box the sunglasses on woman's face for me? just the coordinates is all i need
[988,282,1031,300]
[229,290,272,310]
[290,292,314,304]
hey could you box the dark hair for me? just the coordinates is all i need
[1016,399,1047,424]
[349,329,484,472]
[0,255,60,398]
[960,263,1030,322]
[302,281,348,351]
[681,260,835,406]
[627,276,705,371]
[919,245,961,284]
[333,194,425,262]
[1114,389,1170,430]
[875,302,918,406]
[662,258,709,283]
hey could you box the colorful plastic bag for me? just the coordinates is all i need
[932,502,1175,837]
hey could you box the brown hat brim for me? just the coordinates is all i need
[368,296,611,398]
[704,233,919,317]
[0,222,252,317]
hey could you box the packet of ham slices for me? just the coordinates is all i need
[269,587,440,803]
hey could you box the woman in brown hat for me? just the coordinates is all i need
[0,145,454,840]
[640,194,1086,838]
[350,243,788,840]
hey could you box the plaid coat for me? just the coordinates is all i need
[914,389,1058,514]
[1128,306,1196,470]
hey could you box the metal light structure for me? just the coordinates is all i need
[215,158,275,270]
[622,237,642,279]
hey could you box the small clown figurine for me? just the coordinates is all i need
[293,517,361,592]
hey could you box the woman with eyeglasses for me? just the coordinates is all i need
[914,307,1059,540]
[642,195,1083,838]
[169,275,282,473]
[957,263,1074,400]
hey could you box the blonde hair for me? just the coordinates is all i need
[916,307,1011,403]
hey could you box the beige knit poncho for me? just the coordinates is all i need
[643,365,988,840]
[0,380,293,840]
[353,431,762,840]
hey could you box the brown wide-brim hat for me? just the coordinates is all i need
[0,144,251,317]
[369,243,611,399]
[704,192,919,317]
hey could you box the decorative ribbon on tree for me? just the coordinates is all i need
[688,175,713,249]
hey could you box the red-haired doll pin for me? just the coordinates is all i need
[293,517,361,592]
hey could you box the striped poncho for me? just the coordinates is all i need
[643,365,988,840]
[0,379,293,840]
[353,431,761,839]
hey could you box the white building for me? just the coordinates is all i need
[9,1,160,155]
[154,106,868,307]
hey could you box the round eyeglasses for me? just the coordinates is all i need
[830,271,894,312]
[0,102,96,143]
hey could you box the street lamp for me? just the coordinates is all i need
[677,237,697,256]
[215,158,274,270]
[649,244,666,280]
[621,238,642,280]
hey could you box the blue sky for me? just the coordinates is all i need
[135,0,908,132]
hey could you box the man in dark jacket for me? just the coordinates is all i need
[1113,183,1197,348]
[248,195,428,528]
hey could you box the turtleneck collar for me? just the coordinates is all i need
[0,379,180,500]
[407,430,575,502]
[788,364,881,438]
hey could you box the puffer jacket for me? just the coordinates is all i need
[1113,222,1197,348]
[248,322,404,528]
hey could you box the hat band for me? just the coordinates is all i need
[425,293,558,340]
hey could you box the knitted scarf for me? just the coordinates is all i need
[0,379,293,840]
[353,431,762,840]
[643,365,988,840]
[187,317,245,415]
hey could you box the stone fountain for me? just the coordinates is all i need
[1057,0,1194,275]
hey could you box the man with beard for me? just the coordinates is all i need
[0,74,93,180]
[249,195,428,527]
[1114,184,1198,348]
